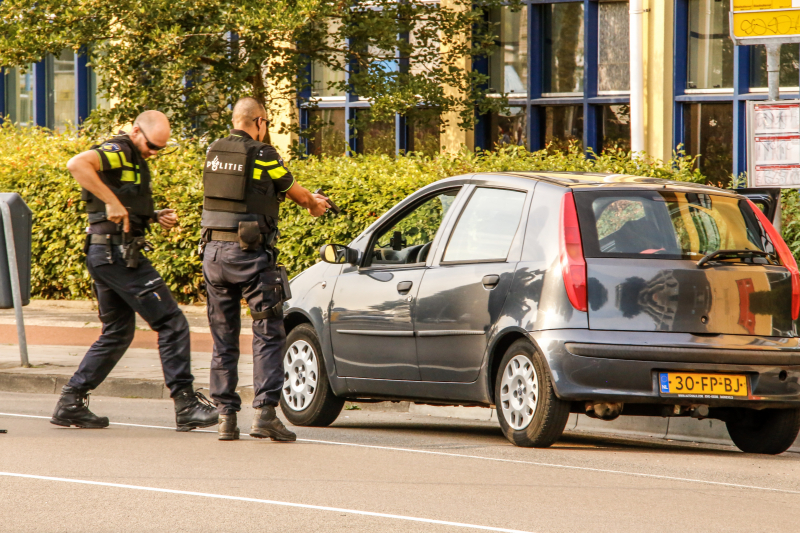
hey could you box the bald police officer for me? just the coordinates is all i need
[51,111,218,432]
[202,98,329,441]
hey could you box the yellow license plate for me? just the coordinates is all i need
[659,372,749,398]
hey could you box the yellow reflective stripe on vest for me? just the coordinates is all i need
[253,168,263,181]
[267,166,288,180]
[121,170,136,182]
[119,151,134,168]
[254,159,279,168]
[103,151,122,169]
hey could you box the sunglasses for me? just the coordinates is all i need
[135,123,166,151]
[253,116,270,128]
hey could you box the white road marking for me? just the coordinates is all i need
[0,471,533,533]
[3,411,800,496]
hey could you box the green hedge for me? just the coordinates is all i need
[0,124,757,303]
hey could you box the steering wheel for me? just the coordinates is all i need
[417,241,432,263]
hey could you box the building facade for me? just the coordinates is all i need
[3,0,795,186]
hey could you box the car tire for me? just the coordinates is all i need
[494,339,570,448]
[725,408,800,455]
[280,324,344,427]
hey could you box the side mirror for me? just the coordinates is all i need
[320,244,357,265]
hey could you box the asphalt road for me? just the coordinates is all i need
[1,391,799,533]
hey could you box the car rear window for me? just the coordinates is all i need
[574,190,773,260]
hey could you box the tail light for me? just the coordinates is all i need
[559,192,587,312]
[747,199,800,320]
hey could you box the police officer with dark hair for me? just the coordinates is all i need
[202,97,329,441]
[51,110,218,432]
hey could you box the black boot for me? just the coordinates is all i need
[50,386,109,428]
[249,406,296,442]
[218,413,240,441]
[173,388,219,432]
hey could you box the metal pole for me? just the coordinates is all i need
[0,200,29,367]
[629,0,645,155]
[766,43,781,102]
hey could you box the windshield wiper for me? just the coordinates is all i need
[696,249,772,268]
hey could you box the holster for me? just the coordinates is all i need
[122,235,149,269]
[238,221,262,251]
[277,264,292,301]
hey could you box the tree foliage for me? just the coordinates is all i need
[0,125,714,302]
[0,0,518,140]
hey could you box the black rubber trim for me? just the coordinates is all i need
[565,342,800,365]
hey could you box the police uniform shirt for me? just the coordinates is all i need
[229,129,295,201]
[88,133,147,234]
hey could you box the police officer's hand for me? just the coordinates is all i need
[157,209,178,230]
[309,193,331,218]
[107,201,130,233]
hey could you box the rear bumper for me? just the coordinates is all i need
[532,329,800,408]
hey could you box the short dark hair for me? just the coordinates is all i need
[232,97,267,128]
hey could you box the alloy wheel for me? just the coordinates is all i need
[283,340,319,411]
[499,354,538,430]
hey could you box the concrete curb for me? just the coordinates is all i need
[1,371,798,452]
[0,372,255,404]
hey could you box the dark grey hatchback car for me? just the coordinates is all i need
[280,172,800,454]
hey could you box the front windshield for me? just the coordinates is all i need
[575,190,774,260]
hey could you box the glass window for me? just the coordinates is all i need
[310,20,347,98]
[489,6,528,95]
[53,50,76,132]
[311,61,346,98]
[407,116,441,157]
[488,107,527,149]
[356,109,395,156]
[545,105,583,151]
[371,189,459,266]
[750,44,800,89]
[687,0,733,90]
[307,108,347,157]
[4,65,35,126]
[575,190,771,260]
[598,1,630,92]
[543,2,584,94]
[443,188,527,262]
[602,104,631,152]
[684,103,733,187]
[89,68,111,112]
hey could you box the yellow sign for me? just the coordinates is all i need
[733,0,794,11]
[732,9,800,38]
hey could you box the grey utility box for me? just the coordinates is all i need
[0,193,32,308]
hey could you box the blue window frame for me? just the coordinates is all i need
[476,1,631,156]
[673,0,800,185]
[299,28,441,157]
[3,51,97,129]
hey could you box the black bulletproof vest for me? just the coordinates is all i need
[82,135,155,227]
[201,136,279,231]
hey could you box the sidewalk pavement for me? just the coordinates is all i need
[0,299,258,402]
[1,300,797,452]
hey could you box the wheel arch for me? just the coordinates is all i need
[284,309,313,336]
[487,328,532,400]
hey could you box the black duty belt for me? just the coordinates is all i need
[89,234,124,245]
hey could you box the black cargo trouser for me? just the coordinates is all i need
[203,241,286,414]
[68,244,194,396]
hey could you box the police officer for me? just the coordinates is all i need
[202,98,328,441]
[51,111,218,432]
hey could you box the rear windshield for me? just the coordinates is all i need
[574,190,774,260]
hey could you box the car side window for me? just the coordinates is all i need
[442,188,526,263]
[370,189,459,266]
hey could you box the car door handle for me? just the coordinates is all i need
[482,275,500,289]
[397,281,413,294]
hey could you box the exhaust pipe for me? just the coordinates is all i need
[585,401,624,421]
